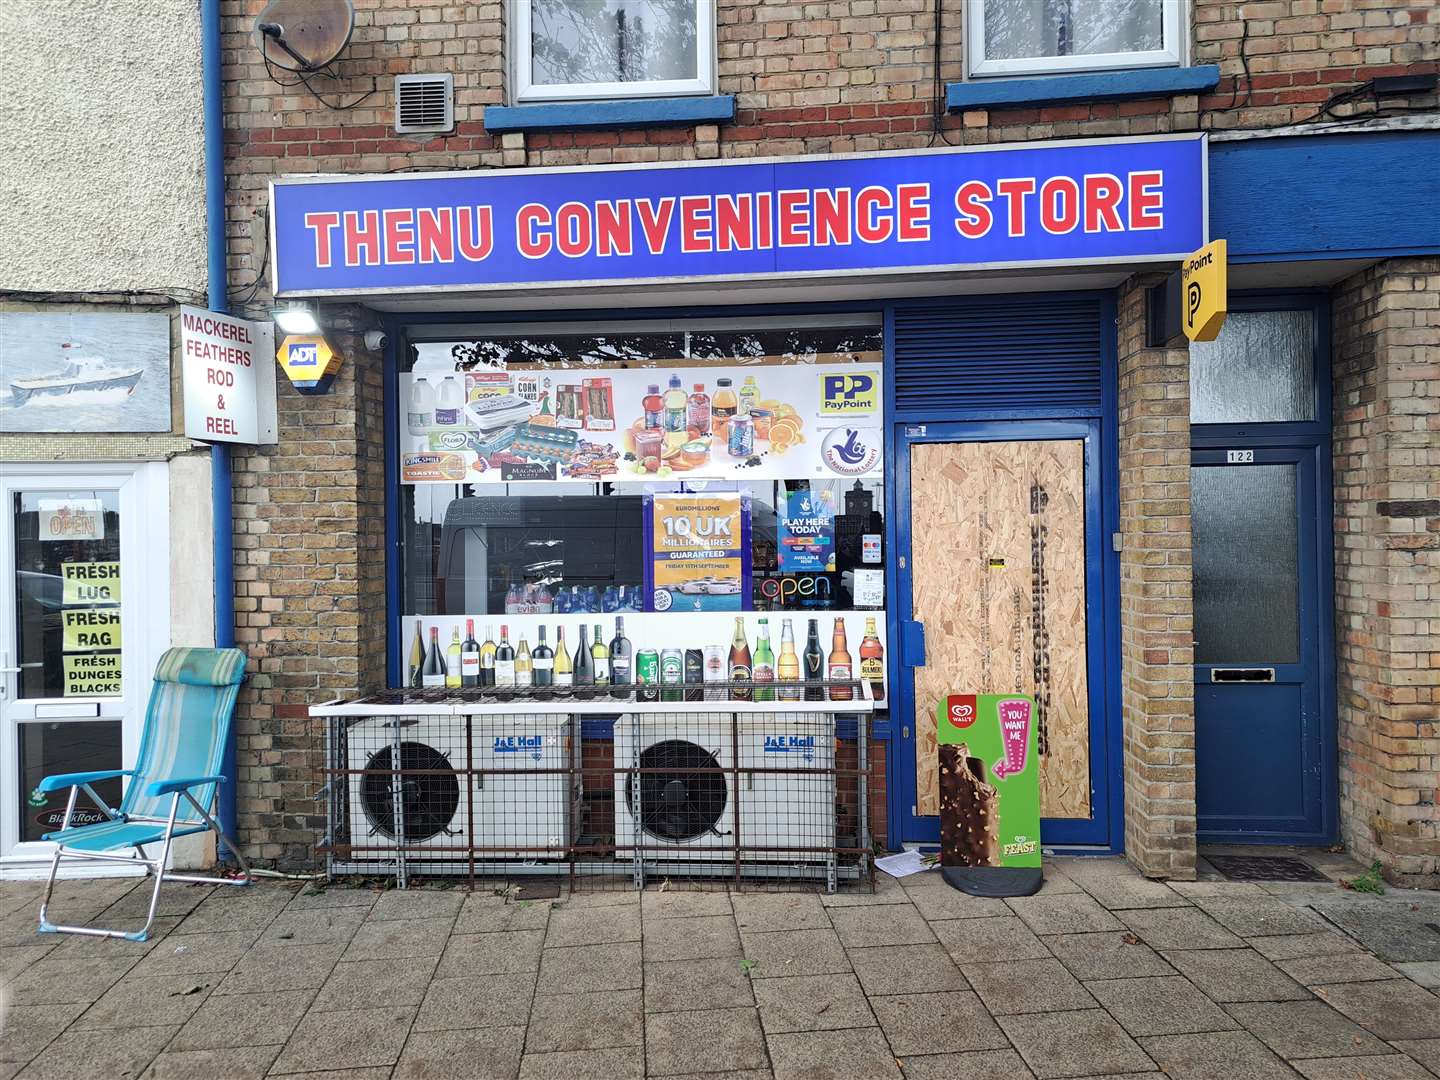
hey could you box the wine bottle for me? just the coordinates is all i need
[591,623,610,687]
[479,625,497,688]
[553,627,573,688]
[828,617,853,701]
[494,625,516,688]
[777,618,801,701]
[460,619,481,688]
[728,617,752,702]
[574,624,594,692]
[609,617,632,700]
[752,617,775,702]
[802,618,824,701]
[445,627,462,689]
[532,626,554,687]
[515,634,533,687]
[422,626,447,688]
[408,619,425,688]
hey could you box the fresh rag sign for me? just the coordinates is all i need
[272,135,1206,296]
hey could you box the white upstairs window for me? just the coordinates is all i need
[968,0,1184,78]
[514,0,715,102]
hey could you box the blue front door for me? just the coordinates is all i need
[892,420,1115,849]
[1191,445,1335,843]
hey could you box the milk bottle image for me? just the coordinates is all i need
[407,376,435,434]
[435,375,465,426]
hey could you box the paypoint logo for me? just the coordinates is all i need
[820,372,877,416]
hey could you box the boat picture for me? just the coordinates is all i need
[8,358,145,407]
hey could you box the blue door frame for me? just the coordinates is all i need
[889,418,1121,850]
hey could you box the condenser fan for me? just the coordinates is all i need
[627,740,728,842]
[360,740,460,843]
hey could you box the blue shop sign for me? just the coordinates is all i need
[271,134,1206,296]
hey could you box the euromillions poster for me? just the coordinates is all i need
[936,694,1041,869]
[645,493,751,612]
[779,488,836,572]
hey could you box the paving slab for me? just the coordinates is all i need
[46,918,183,960]
[905,885,1011,921]
[731,891,830,932]
[5,955,137,1004]
[518,1047,645,1080]
[829,903,936,948]
[259,907,367,948]
[643,914,741,961]
[821,875,915,907]
[1137,1031,1295,1079]
[168,890,291,934]
[1309,901,1440,964]
[1393,960,1440,989]
[341,915,455,961]
[283,886,379,912]
[1083,975,1239,1037]
[1248,931,1365,962]
[1163,947,1311,1002]
[897,1048,1035,1079]
[930,915,1051,965]
[365,887,465,922]
[546,902,641,947]
[1060,861,1189,910]
[868,990,1008,1056]
[1224,999,1390,1060]
[646,1007,769,1076]
[11,1023,177,1080]
[1387,1041,1440,1075]
[767,1026,902,1080]
[645,956,755,1012]
[848,943,969,996]
[413,971,534,1030]
[1005,892,1125,935]
[269,1005,416,1074]
[140,1043,281,1080]
[394,1025,525,1080]
[214,941,345,995]
[167,987,312,1051]
[0,1002,87,1064]
[1311,978,1440,1041]
[435,929,545,978]
[998,1009,1155,1079]
[72,972,215,1030]
[1044,931,1176,981]
[752,972,875,1034]
[1277,951,1400,986]
[453,895,552,935]
[963,958,1096,1015]
[527,989,643,1052]
[739,926,850,979]
[642,889,733,921]
[535,941,642,994]
[99,883,214,920]
[0,945,55,981]
[1291,1054,1437,1080]
[1192,895,1329,937]
[1120,906,1246,951]
[311,955,439,1011]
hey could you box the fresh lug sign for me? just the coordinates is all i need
[270,135,1206,296]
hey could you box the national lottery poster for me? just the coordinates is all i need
[644,493,751,613]
[779,487,836,573]
[399,356,883,486]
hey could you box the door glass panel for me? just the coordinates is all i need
[12,490,122,699]
[1191,464,1299,664]
[1190,311,1314,424]
[18,720,123,842]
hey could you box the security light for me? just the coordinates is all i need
[273,303,321,335]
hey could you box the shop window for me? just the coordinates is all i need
[395,318,889,699]
[967,0,1182,78]
[18,720,123,843]
[514,0,715,102]
[1190,310,1315,425]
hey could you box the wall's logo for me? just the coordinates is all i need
[821,427,881,475]
[946,694,978,730]
[820,372,877,416]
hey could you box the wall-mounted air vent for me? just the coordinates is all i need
[395,73,454,135]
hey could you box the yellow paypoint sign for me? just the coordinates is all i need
[277,335,342,395]
[1181,239,1227,342]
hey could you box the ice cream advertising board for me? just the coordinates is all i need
[937,693,1042,897]
[400,356,882,486]
[645,493,751,613]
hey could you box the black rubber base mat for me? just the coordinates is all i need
[1205,854,1329,882]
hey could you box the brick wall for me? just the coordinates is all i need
[1116,276,1197,881]
[1331,257,1440,889]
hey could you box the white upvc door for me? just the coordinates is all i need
[0,461,170,872]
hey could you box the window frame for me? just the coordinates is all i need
[966,0,1185,79]
[512,0,716,104]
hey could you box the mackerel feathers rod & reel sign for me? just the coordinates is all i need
[270,134,1206,297]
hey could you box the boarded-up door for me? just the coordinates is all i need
[911,440,1091,820]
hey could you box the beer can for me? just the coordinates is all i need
[636,649,659,703]
[683,648,704,702]
[660,648,683,703]
[703,645,726,702]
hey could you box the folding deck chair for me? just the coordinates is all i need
[35,647,253,941]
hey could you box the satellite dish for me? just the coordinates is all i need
[254,0,354,72]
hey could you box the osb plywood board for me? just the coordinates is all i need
[912,439,1091,820]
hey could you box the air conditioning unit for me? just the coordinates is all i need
[346,715,569,860]
[614,716,834,865]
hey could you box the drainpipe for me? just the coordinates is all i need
[201,0,238,860]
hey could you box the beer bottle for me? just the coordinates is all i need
[728,617,752,702]
[828,618,853,701]
[752,618,775,702]
[777,618,801,701]
[859,617,884,702]
[802,618,824,701]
